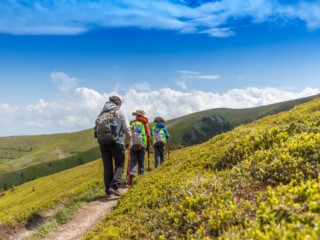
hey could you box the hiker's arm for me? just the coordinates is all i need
[164,127,170,138]
[120,109,131,139]
[145,124,152,147]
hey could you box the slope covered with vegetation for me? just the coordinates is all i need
[0,160,104,228]
[85,98,320,239]
[0,129,99,191]
[0,95,315,192]
[166,95,316,148]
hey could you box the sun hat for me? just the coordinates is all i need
[132,109,146,116]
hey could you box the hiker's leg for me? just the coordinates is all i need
[99,144,113,194]
[129,150,138,176]
[110,143,125,190]
[138,150,145,175]
[159,145,165,165]
[154,146,161,168]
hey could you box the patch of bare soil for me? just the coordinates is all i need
[50,149,67,159]
[1,188,128,240]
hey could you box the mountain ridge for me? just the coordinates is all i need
[0,95,317,192]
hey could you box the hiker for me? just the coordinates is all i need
[129,110,151,179]
[151,117,170,168]
[94,95,131,197]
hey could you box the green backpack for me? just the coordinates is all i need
[152,125,166,146]
[130,121,147,151]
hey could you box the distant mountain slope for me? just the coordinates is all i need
[166,95,317,147]
[0,129,99,191]
[85,97,320,239]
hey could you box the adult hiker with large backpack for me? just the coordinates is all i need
[129,109,151,181]
[94,95,131,197]
[151,117,170,168]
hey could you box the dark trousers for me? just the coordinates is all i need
[129,149,145,176]
[99,143,125,193]
[154,145,165,168]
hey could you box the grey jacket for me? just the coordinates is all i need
[100,101,131,145]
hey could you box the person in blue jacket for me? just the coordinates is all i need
[151,117,170,168]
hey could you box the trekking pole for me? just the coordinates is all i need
[147,147,150,171]
[167,139,170,161]
[127,142,131,187]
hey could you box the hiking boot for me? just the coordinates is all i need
[109,188,122,196]
[129,173,136,178]
[128,174,135,186]
[106,189,112,197]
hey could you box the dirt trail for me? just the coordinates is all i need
[44,194,124,240]
[5,188,128,240]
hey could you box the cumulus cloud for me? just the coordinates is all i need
[0,103,18,122]
[0,1,319,36]
[0,103,16,112]
[51,72,79,95]
[122,87,319,121]
[0,72,318,137]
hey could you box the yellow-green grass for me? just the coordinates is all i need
[0,159,104,227]
[1,147,100,193]
[0,129,100,192]
[0,129,98,173]
[0,148,156,229]
[84,98,320,239]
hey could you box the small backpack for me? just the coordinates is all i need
[153,126,166,146]
[95,110,118,145]
[130,121,147,151]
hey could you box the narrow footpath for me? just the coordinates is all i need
[8,188,128,240]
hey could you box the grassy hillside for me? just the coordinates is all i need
[84,97,320,239]
[0,159,104,228]
[0,129,99,191]
[0,149,154,231]
[166,95,316,147]
[0,95,315,192]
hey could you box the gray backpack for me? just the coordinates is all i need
[95,110,119,145]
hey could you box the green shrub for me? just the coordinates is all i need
[85,98,320,239]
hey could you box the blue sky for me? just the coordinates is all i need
[0,0,319,137]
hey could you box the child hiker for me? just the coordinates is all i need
[151,117,170,168]
[129,110,151,180]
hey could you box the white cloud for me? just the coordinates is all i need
[122,86,319,122]
[200,27,235,38]
[178,70,200,75]
[132,82,152,92]
[0,103,20,136]
[0,103,16,112]
[194,75,220,80]
[0,103,18,124]
[51,72,79,95]
[0,1,320,36]
[0,72,318,137]
[176,70,220,89]
[176,80,188,90]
